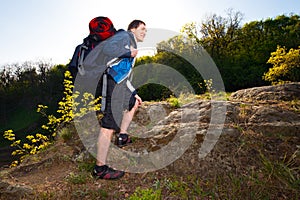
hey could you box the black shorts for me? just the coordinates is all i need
[100,75,136,131]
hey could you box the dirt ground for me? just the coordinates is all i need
[1,126,299,199]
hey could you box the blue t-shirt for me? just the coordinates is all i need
[108,57,134,83]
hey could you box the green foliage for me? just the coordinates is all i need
[0,106,40,141]
[180,12,300,91]
[65,172,89,184]
[137,83,172,101]
[260,149,300,189]
[166,92,202,108]
[263,46,300,85]
[58,126,73,142]
[0,62,66,148]
[166,78,220,108]
[165,179,190,199]
[127,156,299,199]
[136,44,204,97]
[77,160,95,172]
[129,187,162,200]
[167,95,181,108]
[37,71,101,136]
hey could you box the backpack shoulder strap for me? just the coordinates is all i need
[78,44,88,75]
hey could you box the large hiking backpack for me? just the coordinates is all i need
[69,16,116,77]
[68,16,116,112]
[69,16,136,112]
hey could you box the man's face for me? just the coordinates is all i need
[132,24,147,42]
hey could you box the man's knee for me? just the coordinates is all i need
[99,128,114,140]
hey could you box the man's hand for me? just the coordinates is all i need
[134,94,142,106]
[130,46,138,57]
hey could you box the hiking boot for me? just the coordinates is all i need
[116,133,132,147]
[92,165,125,180]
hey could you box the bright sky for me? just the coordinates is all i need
[0,0,299,66]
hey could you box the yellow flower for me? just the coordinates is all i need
[10,161,19,168]
[36,133,48,141]
[12,150,24,155]
[30,148,37,155]
[11,140,21,147]
[3,130,15,141]
[23,143,32,149]
[26,135,34,140]
[7,137,15,141]
[41,125,49,130]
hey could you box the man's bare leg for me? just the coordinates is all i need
[96,127,114,166]
[119,100,139,133]
[94,127,124,180]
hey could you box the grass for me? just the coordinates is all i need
[3,137,299,199]
[166,92,231,108]
[129,187,162,200]
[260,149,300,190]
[65,172,90,184]
[122,140,300,199]
[126,167,299,199]
[58,126,74,142]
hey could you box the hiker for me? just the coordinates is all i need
[93,20,147,180]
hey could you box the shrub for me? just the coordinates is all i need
[3,71,101,167]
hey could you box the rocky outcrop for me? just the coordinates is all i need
[229,82,300,136]
[130,83,300,148]
[229,82,300,102]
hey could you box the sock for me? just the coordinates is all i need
[119,133,128,139]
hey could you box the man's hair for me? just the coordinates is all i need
[127,20,146,31]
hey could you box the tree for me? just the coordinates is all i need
[181,9,246,91]
[182,9,243,60]
[263,46,300,85]
[182,12,300,91]
[0,61,66,134]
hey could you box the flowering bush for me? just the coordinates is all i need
[3,130,50,167]
[38,71,101,137]
[263,46,300,85]
[3,70,101,167]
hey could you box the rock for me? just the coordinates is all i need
[227,83,300,136]
[0,180,33,200]
[229,82,300,102]
[246,105,300,136]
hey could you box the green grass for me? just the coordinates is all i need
[125,149,300,200]
[129,187,162,200]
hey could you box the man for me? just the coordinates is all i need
[93,20,147,180]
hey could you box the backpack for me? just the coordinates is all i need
[69,17,136,112]
[69,16,116,77]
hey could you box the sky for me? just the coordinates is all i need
[0,0,299,66]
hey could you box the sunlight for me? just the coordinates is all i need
[137,47,157,57]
